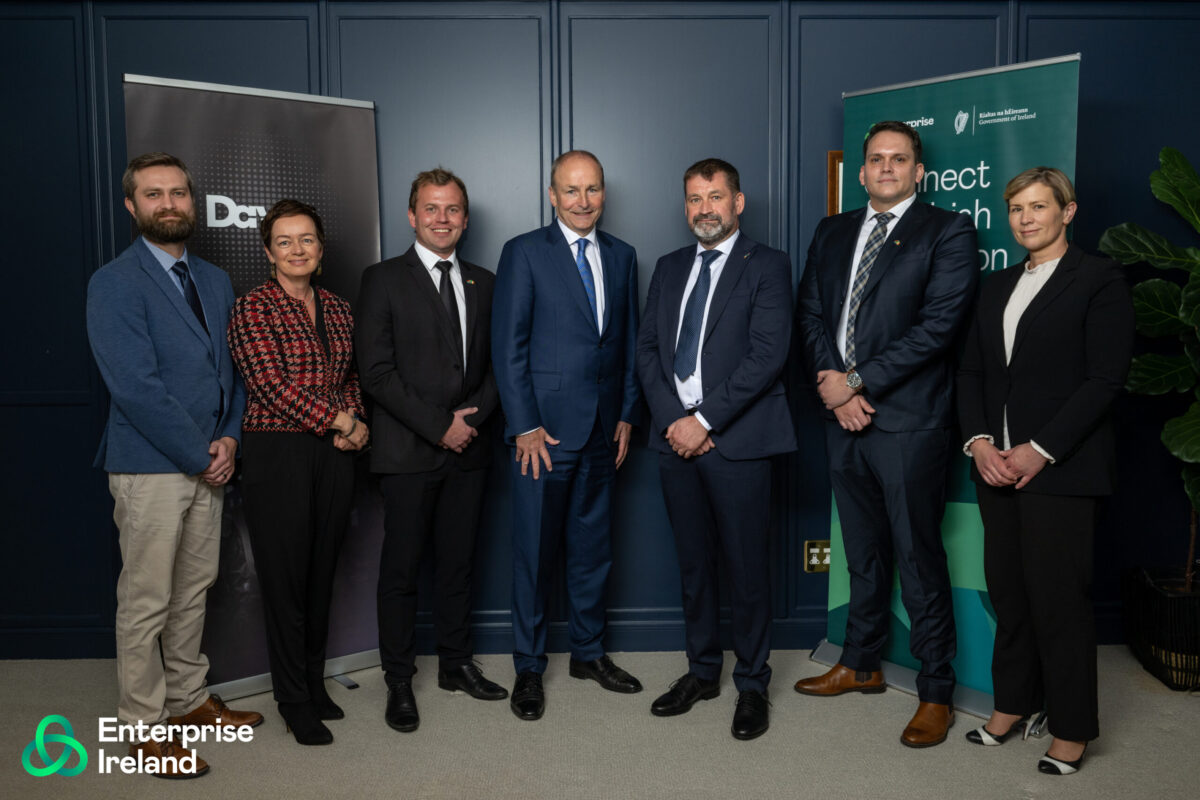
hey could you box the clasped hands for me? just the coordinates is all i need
[333,410,370,452]
[665,414,713,459]
[970,439,1047,490]
[816,370,876,432]
[515,420,632,479]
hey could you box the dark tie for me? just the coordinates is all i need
[673,249,723,380]
[575,239,599,330]
[171,261,208,333]
[435,260,464,361]
[843,211,894,369]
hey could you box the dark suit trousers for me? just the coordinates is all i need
[241,431,355,703]
[659,449,773,693]
[510,416,614,674]
[977,486,1099,741]
[826,424,957,704]
[377,462,488,684]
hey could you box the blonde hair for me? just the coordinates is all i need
[1003,167,1076,208]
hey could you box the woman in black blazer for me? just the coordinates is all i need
[956,167,1133,774]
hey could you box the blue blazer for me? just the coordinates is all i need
[797,201,978,432]
[87,238,245,475]
[637,233,797,460]
[492,223,641,450]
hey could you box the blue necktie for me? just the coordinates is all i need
[171,261,208,333]
[673,249,722,380]
[575,239,599,331]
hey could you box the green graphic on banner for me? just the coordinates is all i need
[827,56,1080,696]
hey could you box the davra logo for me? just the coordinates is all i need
[22,715,87,777]
[954,110,970,135]
[206,195,267,229]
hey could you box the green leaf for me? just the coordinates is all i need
[1126,353,1196,394]
[1163,402,1200,462]
[1183,464,1200,514]
[1183,274,1200,329]
[1151,147,1200,236]
[1132,278,1188,336]
[1099,222,1200,274]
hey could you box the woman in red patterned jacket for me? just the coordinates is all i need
[227,199,368,746]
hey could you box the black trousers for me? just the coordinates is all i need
[377,461,488,684]
[241,431,356,704]
[977,486,1099,741]
[826,424,957,704]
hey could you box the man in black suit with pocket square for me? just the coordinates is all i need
[795,121,978,747]
[357,168,507,734]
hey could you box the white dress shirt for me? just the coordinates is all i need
[556,219,606,333]
[673,230,740,430]
[414,240,468,367]
[835,192,917,361]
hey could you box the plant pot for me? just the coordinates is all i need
[1122,567,1200,690]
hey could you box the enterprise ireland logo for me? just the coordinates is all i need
[22,715,88,777]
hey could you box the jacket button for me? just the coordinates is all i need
[212,411,218,418]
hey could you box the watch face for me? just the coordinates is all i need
[847,371,863,390]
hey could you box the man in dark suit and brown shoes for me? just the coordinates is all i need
[358,168,507,734]
[795,121,978,747]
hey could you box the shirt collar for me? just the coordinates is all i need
[866,191,917,223]
[413,240,458,272]
[1024,255,1062,275]
[556,218,599,251]
[695,229,740,261]
[141,236,189,271]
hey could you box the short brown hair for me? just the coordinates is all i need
[1003,166,1076,209]
[259,199,326,248]
[122,152,195,199]
[683,158,740,195]
[408,167,469,216]
[550,150,605,188]
[862,121,923,164]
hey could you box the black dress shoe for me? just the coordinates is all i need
[568,655,643,694]
[308,678,345,721]
[651,673,721,717]
[510,672,544,721]
[385,680,419,732]
[438,663,509,700]
[278,702,333,746]
[731,690,770,741]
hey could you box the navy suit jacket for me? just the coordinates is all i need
[637,233,797,460]
[957,244,1133,495]
[797,201,978,432]
[492,223,641,450]
[87,238,245,475]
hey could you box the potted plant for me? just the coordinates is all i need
[1099,146,1200,690]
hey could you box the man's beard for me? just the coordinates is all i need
[136,208,195,244]
[690,214,732,246]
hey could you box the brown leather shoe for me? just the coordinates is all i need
[901,701,955,748]
[793,664,885,696]
[168,694,264,728]
[129,738,209,779]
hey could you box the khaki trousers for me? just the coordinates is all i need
[109,473,222,724]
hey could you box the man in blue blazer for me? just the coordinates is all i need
[492,150,642,720]
[795,122,978,747]
[87,153,259,777]
[637,159,796,740]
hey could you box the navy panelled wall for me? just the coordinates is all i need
[3,1,1199,658]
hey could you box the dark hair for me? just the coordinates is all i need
[259,199,326,248]
[550,150,605,188]
[683,158,740,194]
[1003,166,1077,209]
[122,152,195,199]
[408,167,469,216]
[862,121,923,164]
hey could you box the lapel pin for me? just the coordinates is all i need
[893,239,901,246]
[466,278,476,285]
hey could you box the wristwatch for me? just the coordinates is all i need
[846,370,864,392]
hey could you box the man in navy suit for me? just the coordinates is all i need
[87,153,261,778]
[637,158,795,740]
[795,122,978,747]
[492,150,642,720]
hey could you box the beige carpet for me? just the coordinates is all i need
[2,647,1197,799]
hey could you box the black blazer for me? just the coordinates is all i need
[636,233,797,460]
[797,201,979,432]
[356,245,498,473]
[956,243,1134,495]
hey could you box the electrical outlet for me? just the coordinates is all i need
[804,539,831,573]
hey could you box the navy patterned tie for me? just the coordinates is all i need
[575,239,599,331]
[673,249,723,380]
[171,261,208,333]
[843,211,894,369]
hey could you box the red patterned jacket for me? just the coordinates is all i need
[228,280,365,434]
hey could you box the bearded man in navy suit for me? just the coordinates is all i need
[492,150,643,721]
[637,158,795,741]
[795,121,978,748]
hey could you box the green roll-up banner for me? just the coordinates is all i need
[824,55,1080,699]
